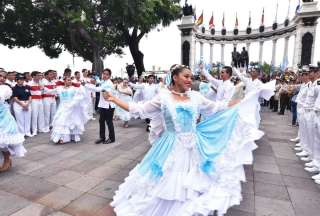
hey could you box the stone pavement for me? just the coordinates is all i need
[0,109,320,216]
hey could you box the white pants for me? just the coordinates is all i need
[13,102,31,135]
[313,112,320,168]
[297,107,307,149]
[304,110,315,158]
[43,97,56,130]
[86,96,94,118]
[31,99,45,134]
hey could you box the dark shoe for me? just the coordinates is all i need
[95,139,105,144]
[278,112,284,115]
[103,139,115,144]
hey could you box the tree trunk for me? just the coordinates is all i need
[92,48,104,76]
[128,40,145,78]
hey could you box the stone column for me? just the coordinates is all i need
[259,41,264,64]
[271,39,278,66]
[193,40,197,70]
[246,42,251,55]
[221,44,225,65]
[210,43,213,64]
[283,36,290,64]
[292,34,297,68]
[200,41,204,60]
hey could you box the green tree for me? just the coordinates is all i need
[0,0,125,74]
[104,0,181,77]
[261,62,271,75]
[0,0,181,76]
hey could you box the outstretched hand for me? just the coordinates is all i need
[102,91,114,102]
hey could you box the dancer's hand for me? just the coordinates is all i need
[102,91,129,111]
[228,99,241,107]
[102,91,114,101]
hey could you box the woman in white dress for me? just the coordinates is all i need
[100,65,275,216]
[45,77,89,144]
[0,72,26,172]
[117,79,133,128]
[132,77,145,103]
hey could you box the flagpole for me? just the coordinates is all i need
[287,0,291,18]
[275,1,279,23]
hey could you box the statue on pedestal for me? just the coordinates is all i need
[182,0,193,16]
[232,48,241,68]
[241,47,249,68]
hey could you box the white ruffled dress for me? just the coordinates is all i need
[0,85,26,157]
[111,82,275,216]
[49,86,89,143]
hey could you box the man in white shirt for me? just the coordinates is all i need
[200,66,235,104]
[130,75,159,131]
[233,67,263,93]
[42,70,57,132]
[85,69,116,144]
[5,71,16,88]
[310,67,320,183]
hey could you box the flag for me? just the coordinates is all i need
[235,13,239,28]
[262,8,265,24]
[248,11,251,26]
[196,11,203,26]
[280,57,289,72]
[295,0,301,14]
[209,12,215,29]
[222,12,225,28]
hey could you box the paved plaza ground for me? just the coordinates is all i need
[0,108,320,216]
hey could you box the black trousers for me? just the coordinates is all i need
[279,94,289,114]
[99,107,115,141]
[273,100,279,112]
[269,96,275,110]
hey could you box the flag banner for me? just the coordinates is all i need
[222,12,225,28]
[209,13,215,29]
[235,13,239,28]
[196,11,204,26]
[261,8,265,25]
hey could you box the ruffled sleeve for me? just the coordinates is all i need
[197,92,228,116]
[128,94,161,119]
[0,85,12,102]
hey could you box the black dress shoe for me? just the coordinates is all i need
[103,139,115,144]
[95,139,105,144]
[146,125,150,132]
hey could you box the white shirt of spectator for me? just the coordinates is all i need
[5,79,16,88]
[313,79,320,111]
[304,80,317,109]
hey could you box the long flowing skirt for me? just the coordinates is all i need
[51,96,89,143]
[0,104,26,157]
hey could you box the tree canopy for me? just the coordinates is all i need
[0,0,181,76]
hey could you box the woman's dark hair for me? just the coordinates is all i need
[223,66,233,77]
[170,64,190,85]
[31,71,41,77]
[103,68,112,76]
